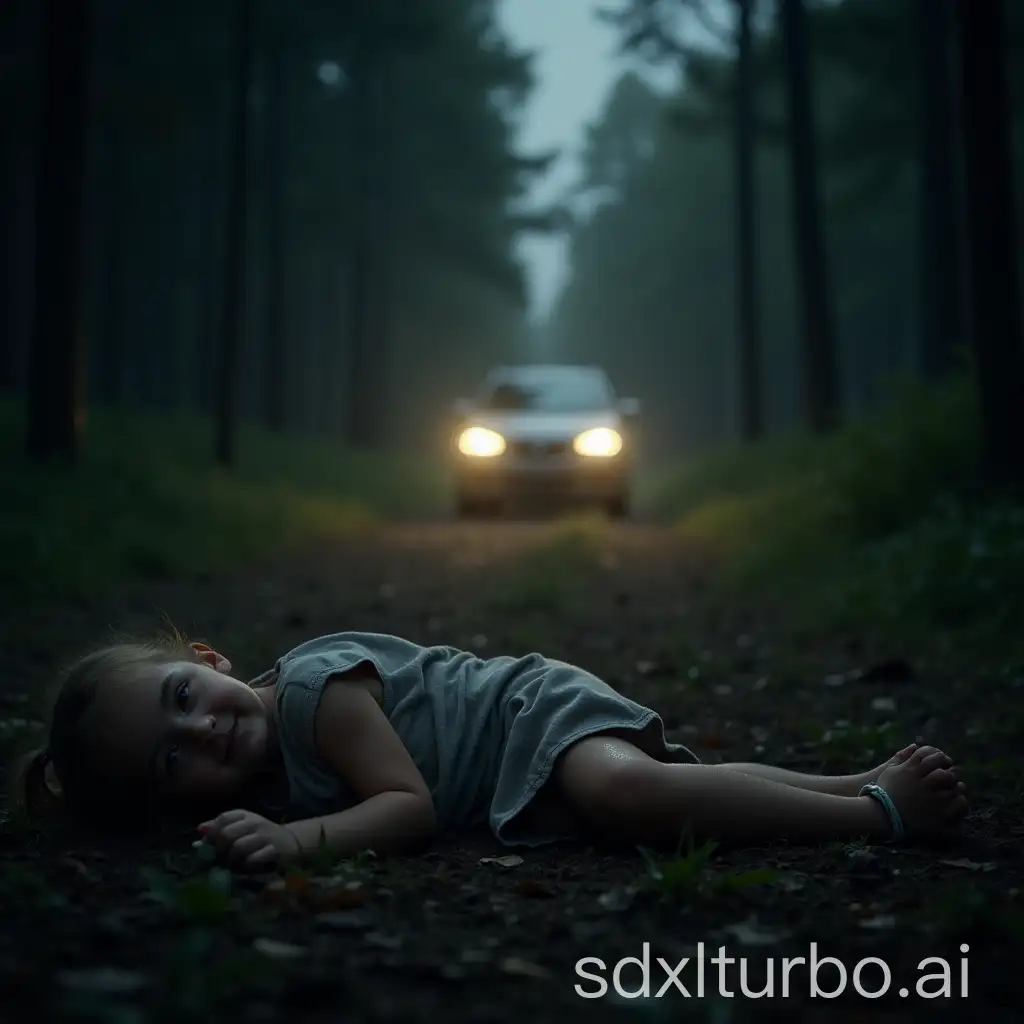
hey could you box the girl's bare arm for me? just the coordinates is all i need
[283,678,437,857]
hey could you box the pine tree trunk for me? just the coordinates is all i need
[954,0,1024,487]
[26,0,91,463]
[195,112,224,416]
[735,0,762,442]
[262,14,288,431]
[0,136,18,393]
[96,129,126,406]
[916,0,964,381]
[780,0,840,433]
[215,0,253,467]
[345,52,377,449]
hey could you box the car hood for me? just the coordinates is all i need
[468,409,620,441]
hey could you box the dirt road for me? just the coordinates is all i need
[0,519,1019,1023]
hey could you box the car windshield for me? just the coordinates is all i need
[479,372,612,413]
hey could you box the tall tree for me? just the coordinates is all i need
[779,0,839,433]
[26,0,92,464]
[598,0,766,442]
[215,0,254,467]
[735,0,762,440]
[344,41,383,449]
[954,0,1024,487]
[0,2,36,396]
[915,0,964,382]
[261,1,289,431]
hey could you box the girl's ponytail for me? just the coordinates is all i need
[8,745,63,823]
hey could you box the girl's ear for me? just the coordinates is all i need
[189,642,232,674]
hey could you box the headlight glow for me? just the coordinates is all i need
[458,426,506,457]
[573,427,623,457]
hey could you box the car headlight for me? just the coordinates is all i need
[573,427,623,457]
[458,426,506,457]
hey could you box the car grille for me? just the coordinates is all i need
[507,440,570,459]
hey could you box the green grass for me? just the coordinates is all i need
[645,373,1024,667]
[0,399,447,606]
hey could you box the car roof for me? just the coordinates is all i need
[484,364,609,384]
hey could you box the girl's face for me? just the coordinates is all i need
[83,648,276,807]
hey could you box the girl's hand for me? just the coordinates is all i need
[197,809,301,871]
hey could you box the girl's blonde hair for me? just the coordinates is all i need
[8,633,202,827]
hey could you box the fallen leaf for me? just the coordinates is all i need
[263,876,307,905]
[314,883,371,910]
[597,887,635,912]
[870,697,896,712]
[774,874,807,892]
[859,915,896,930]
[720,917,791,946]
[254,938,305,959]
[58,857,99,883]
[846,847,878,862]
[479,855,523,869]
[364,931,403,950]
[315,910,375,930]
[501,957,551,979]
[57,968,148,994]
[939,858,997,872]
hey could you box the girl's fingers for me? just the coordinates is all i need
[219,819,258,844]
[198,808,248,835]
[226,832,266,864]
[242,845,278,871]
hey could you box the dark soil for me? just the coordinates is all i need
[1,521,1021,1024]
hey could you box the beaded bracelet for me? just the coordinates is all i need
[859,783,905,842]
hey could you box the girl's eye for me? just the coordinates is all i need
[165,745,179,776]
[175,680,190,711]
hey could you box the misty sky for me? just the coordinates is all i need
[496,1,681,328]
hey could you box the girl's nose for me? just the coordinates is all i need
[178,713,217,742]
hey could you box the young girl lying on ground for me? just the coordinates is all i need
[13,632,969,870]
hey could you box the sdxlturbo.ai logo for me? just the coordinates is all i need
[575,943,970,1000]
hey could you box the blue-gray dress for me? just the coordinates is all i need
[251,632,699,847]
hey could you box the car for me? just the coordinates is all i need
[450,363,640,518]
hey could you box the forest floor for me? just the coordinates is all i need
[0,518,1021,1024]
